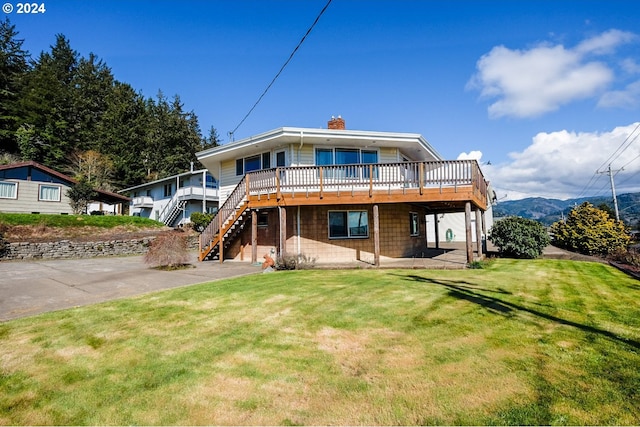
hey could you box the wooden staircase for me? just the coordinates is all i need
[199,177,250,261]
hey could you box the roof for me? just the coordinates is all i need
[196,126,443,178]
[118,168,211,193]
[0,161,130,203]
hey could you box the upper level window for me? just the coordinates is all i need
[0,181,17,199]
[39,184,61,202]
[236,152,272,176]
[163,183,172,197]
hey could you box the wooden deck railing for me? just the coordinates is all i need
[246,160,487,202]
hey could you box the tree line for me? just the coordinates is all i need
[0,18,220,191]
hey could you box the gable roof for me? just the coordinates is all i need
[196,126,443,177]
[0,161,130,203]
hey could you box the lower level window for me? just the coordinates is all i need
[410,212,419,236]
[328,210,369,238]
[39,184,60,202]
[0,181,17,199]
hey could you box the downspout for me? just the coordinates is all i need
[298,130,304,165]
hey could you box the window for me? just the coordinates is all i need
[276,151,286,167]
[163,184,172,197]
[236,152,272,175]
[328,210,369,239]
[409,212,419,236]
[0,181,17,199]
[39,184,60,202]
[257,211,269,227]
[315,148,379,179]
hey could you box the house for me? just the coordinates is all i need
[119,166,219,227]
[196,117,494,265]
[0,161,129,215]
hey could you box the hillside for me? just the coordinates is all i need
[493,192,640,226]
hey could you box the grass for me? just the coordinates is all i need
[1,259,639,425]
[0,213,163,228]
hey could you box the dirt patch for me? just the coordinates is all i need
[2,224,183,243]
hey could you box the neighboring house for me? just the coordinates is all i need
[119,166,219,227]
[0,161,129,215]
[196,117,495,265]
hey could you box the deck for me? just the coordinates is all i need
[199,160,490,262]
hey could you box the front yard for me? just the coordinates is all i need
[0,259,638,425]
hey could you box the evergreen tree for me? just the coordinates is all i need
[18,34,79,169]
[0,18,30,154]
[72,53,115,151]
[96,81,149,188]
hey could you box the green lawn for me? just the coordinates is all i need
[0,213,163,228]
[1,259,639,425]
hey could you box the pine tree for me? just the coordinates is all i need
[0,18,30,154]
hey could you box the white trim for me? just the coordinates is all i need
[38,184,61,202]
[0,181,18,199]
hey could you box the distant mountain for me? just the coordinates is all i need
[493,192,640,227]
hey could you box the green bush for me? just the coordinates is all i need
[488,216,550,259]
[550,202,630,256]
[190,212,214,232]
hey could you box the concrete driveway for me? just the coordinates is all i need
[0,253,261,321]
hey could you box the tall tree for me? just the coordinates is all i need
[95,81,149,188]
[72,53,115,152]
[144,93,202,179]
[0,18,30,154]
[18,34,79,169]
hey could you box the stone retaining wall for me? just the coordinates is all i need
[1,235,199,261]
[2,238,155,260]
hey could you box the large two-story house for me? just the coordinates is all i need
[196,117,494,266]
[119,166,219,227]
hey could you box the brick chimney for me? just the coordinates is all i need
[328,115,345,130]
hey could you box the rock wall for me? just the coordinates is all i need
[2,238,156,260]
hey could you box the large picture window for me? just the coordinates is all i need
[315,148,379,179]
[0,181,17,199]
[39,184,61,202]
[328,210,369,239]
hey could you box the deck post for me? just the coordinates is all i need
[434,213,440,250]
[475,208,483,258]
[373,205,380,267]
[279,206,286,260]
[465,202,473,264]
[251,210,258,264]
[219,210,224,264]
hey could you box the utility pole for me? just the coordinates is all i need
[598,164,622,221]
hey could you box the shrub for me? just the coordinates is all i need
[66,179,97,214]
[144,232,190,269]
[190,212,214,232]
[608,247,640,268]
[277,254,317,270]
[550,202,630,256]
[488,216,550,259]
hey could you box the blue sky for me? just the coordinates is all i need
[7,0,640,200]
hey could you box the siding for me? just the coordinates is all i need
[0,179,73,214]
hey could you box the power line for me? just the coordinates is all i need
[228,0,333,140]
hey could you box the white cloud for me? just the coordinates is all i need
[598,80,640,108]
[457,150,483,161]
[484,122,640,200]
[468,29,637,118]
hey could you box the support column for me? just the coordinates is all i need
[475,208,483,258]
[279,206,287,259]
[373,205,380,267]
[481,210,487,253]
[434,213,440,250]
[251,210,258,264]
[465,202,473,264]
